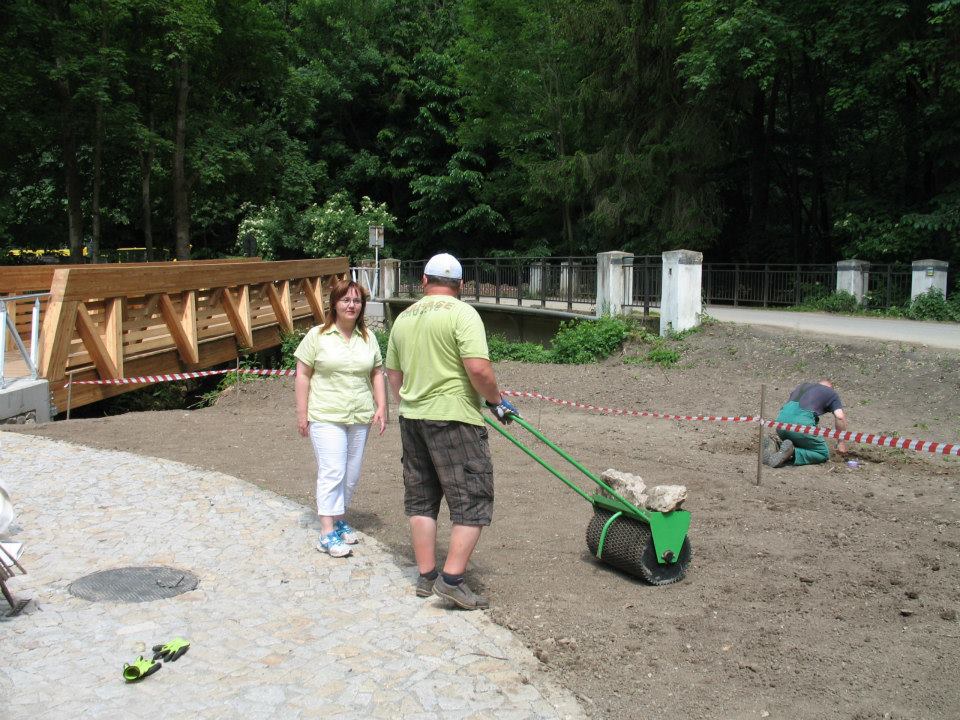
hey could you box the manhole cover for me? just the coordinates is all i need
[68,566,199,603]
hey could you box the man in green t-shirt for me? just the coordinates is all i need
[385,253,518,610]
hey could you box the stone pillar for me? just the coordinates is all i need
[595,251,632,316]
[380,258,399,299]
[911,259,949,301]
[529,262,543,295]
[836,259,869,304]
[560,261,574,298]
[660,249,703,337]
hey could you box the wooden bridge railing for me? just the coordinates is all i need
[1,258,261,350]
[2,257,348,411]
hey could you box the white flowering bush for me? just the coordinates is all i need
[302,192,395,263]
[236,194,395,262]
[235,203,284,260]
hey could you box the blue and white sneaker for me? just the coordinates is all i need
[335,520,359,545]
[317,531,351,557]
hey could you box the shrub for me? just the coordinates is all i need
[373,328,389,358]
[484,317,630,365]
[550,316,630,364]
[646,345,681,367]
[488,335,553,363]
[235,203,285,260]
[801,290,861,314]
[798,282,831,304]
[907,287,959,322]
[819,290,860,313]
[280,329,307,369]
[950,287,960,320]
[302,192,396,264]
[235,194,397,263]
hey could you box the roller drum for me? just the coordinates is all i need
[585,507,691,585]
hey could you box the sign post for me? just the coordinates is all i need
[368,225,384,297]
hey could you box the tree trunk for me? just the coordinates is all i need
[555,120,574,255]
[783,64,803,258]
[56,72,84,263]
[173,56,191,260]
[140,126,155,261]
[91,99,103,263]
[748,74,780,254]
[811,93,829,260]
[90,22,108,264]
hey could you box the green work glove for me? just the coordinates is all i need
[123,656,161,682]
[152,637,191,662]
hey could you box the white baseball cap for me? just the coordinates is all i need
[423,253,462,280]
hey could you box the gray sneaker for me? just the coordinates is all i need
[769,438,795,468]
[433,576,489,610]
[761,434,782,466]
[415,575,435,598]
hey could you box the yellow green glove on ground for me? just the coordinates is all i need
[152,637,190,662]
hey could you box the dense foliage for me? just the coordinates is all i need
[792,285,960,320]
[489,316,631,364]
[2,1,958,265]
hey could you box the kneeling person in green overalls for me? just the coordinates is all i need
[764,380,848,467]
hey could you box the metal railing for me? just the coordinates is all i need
[619,255,662,316]
[1,292,48,389]
[387,256,945,314]
[397,257,598,312]
[703,263,836,307]
[864,264,912,308]
[350,266,379,298]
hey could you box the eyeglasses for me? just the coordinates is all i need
[337,298,363,306]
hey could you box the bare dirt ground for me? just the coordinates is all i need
[10,321,960,719]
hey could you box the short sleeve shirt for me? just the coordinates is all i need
[294,325,382,424]
[385,295,489,425]
[788,382,843,420]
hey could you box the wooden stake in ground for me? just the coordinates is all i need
[66,370,75,420]
[235,356,241,404]
[756,383,767,486]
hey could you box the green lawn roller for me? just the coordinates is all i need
[485,414,692,585]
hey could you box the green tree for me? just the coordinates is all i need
[458,0,588,254]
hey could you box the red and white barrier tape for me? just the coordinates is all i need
[65,368,295,386]
[60,372,956,457]
[502,390,757,424]
[502,389,959,457]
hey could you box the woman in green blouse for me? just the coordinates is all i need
[294,279,386,557]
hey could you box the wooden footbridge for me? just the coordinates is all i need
[1,257,348,414]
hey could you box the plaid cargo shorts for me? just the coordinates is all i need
[399,417,494,526]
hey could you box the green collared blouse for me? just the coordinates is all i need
[293,325,382,424]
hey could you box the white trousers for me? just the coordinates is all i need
[309,422,370,517]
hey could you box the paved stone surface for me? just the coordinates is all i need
[0,433,584,720]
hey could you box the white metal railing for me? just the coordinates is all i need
[1,292,48,389]
[350,266,380,298]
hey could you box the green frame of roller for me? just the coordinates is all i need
[485,415,691,565]
[591,494,691,563]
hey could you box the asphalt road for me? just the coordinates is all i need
[705,306,960,350]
